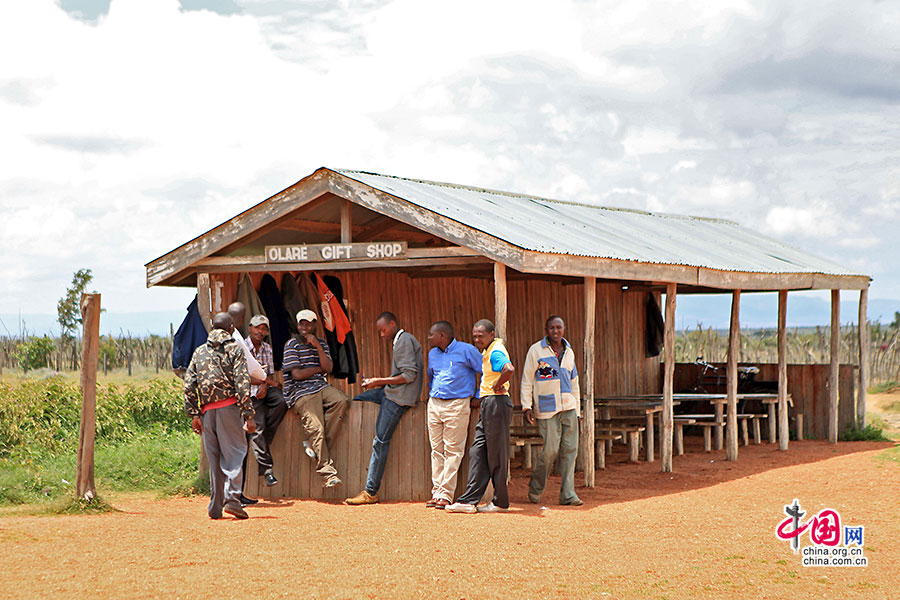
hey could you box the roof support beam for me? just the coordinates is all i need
[726,290,741,461]
[778,290,789,451]
[858,286,869,428]
[661,283,676,472]
[829,290,840,443]
[341,200,352,243]
[581,276,596,486]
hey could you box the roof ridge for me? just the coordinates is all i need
[333,168,738,225]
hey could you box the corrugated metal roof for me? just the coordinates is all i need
[336,169,863,277]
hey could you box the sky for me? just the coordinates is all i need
[1,0,899,334]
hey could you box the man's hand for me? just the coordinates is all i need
[523,408,535,425]
[361,377,376,390]
[244,419,257,434]
[191,416,203,435]
[304,333,319,347]
[256,382,268,399]
[470,397,482,410]
[492,382,507,394]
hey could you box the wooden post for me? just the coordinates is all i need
[829,290,840,443]
[493,262,507,339]
[777,290,789,451]
[196,273,212,332]
[661,284,676,472]
[341,199,353,243]
[76,293,101,501]
[858,287,868,427]
[726,290,740,461]
[581,276,597,487]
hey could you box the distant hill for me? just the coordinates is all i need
[0,311,186,338]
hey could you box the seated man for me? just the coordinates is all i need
[242,315,287,488]
[282,309,350,488]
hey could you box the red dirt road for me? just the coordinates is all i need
[1,439,897,599]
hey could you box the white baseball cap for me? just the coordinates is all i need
[296,309,318,322]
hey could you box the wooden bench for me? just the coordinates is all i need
[677,414,758,451]
[672,417,696,455]
[597,421,645,462]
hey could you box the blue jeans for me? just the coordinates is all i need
[354,387,409,495]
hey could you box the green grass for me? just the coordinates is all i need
[874,444,900,465]
[840,423,891,442]
[868,381,900,394]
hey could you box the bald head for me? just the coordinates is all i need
[213,312,234,332]
[227,302,246,328]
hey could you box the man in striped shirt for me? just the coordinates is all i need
[282,309,349,488]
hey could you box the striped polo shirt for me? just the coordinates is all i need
[282,336,331,407]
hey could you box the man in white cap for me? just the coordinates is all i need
[282,309,350,488]
[241,314,287,488]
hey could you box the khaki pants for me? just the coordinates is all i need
[427,397,471,501]
[292,385,350,481]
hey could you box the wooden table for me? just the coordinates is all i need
[686,393,792,448]
[594,397,680,462]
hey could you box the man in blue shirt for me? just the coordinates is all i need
[425,320,482,508]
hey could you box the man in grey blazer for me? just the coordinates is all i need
[345,312,423,505]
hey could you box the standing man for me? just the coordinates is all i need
[242,315,287,488]
[521,315,583,507]
[425,321,482,509]
[283,309,350,488]
[345,312,423,505]
[184,312,256,520]
[447,319,515,514]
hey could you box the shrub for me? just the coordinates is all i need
[868,381,900,394]
[840,424,890,442]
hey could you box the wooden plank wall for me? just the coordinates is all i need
[671,363,857,440]
[214,270,660,500]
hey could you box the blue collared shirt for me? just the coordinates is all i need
[427,338,482,399]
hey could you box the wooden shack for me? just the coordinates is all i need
[146,167,871,500]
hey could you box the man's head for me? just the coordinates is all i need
[545,315,565,345]
[296,309,317,337]
[428,320,454,350]
[212,312,234,333]
[227,302,247,329]
[375,311,399,339]
[471,319,495,351]
[248,314,270,344]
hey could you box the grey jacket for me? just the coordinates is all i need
[385,330,424,407]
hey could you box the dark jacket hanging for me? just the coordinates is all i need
[646,292,665,358]
[257,273,292,370]
[311,273,360,383]
[172,295,208,370]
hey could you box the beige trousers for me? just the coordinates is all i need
[427,397,471,501]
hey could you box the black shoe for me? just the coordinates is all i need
[264,473,278,487]
[239,494,258,506]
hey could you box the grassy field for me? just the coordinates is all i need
[0,372,201,509]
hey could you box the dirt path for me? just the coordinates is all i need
[867,391,900,435]
[2,439,897,599]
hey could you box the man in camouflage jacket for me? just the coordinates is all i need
[184,312,256,519]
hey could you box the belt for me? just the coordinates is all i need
[201,397,237,414]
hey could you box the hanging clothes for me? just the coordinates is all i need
[312,273,359,383]
[172,295,208,370]
[298,272,325,338]
[645,292,665,358]
[257,273,292,370]
[236,273,267,338]
[280,272,307,335]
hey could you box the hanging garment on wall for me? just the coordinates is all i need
[297,272,326,339]
[172,295,208,370]
[312,273,359,383]
[280,272,307,335]
[646,292,665,358]
[257,273,292,370]
[236,273,267,338]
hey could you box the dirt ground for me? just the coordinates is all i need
[2,411,898,599]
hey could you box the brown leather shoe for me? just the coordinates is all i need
[434,498,450,509]
[425,497,438,508]
[345,490,378,505]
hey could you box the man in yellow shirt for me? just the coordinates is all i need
[446,319,515,513]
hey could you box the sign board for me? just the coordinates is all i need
[265,241,408,263]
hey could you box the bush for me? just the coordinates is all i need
[12,336,56,372]
[840,424,890,442]
[868,381,900,394]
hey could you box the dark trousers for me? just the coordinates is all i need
[457,394,512,508]
[354,387,409,495]
[243,386,287,478]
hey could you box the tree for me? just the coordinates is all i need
[890,311,900,330]
[57,268,95,369]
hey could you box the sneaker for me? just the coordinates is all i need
[445,502,477,513]
[239,494,258,506]
[560,497,584,506]
[345,490,379,505]
[302,441,317,460]
[224,504,249,519]
[476,502,508,513]
[264,473,278,487]
[324,476,343,488]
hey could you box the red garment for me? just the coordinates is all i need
[314,273,352,343]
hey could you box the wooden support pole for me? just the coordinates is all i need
[196,273,212,333]
[581,276,597,487]
[858,287,869,427]
[661,284,676,472]
[493,262,508,339]
[341,199,353,244]
[726,290,741,461]
[829,289,840,443]
[777,290,789,451]
[76,293,101,501]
